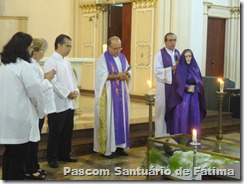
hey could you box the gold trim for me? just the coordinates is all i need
[129,0,157,8]
[230,8,240,16]
[98,86,107,154]
[80,4,106,14]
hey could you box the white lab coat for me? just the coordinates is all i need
[30,58,56,114]
[0,58,45,144]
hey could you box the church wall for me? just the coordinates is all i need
[190,0,204,73]
[0,0,75,57]
[130,2,156,95]
[0,0,240,92]
[0,16,27,51]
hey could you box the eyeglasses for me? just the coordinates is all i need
[39,49,46,53]
[167,39,177,42]
[109,46,123,51]
[62,44,72,49]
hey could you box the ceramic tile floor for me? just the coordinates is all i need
[39,146,148,181]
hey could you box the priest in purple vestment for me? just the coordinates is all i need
[94,36,132,158]
[154,32,180,137]
[165,49,206,137]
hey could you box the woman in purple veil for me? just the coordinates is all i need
[165,49,206,136]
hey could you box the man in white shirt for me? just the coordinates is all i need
[44,34,79,168]
[154,32,180,137]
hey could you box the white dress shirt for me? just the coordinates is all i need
[43,52,79,113]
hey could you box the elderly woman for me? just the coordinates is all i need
[25,38,56,180]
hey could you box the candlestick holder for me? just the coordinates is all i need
[145,93,155,180]
[216,91,226,140]
[144,93,155,137]
[213,141,224,153]
[190,141,201,180]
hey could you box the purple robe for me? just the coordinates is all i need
[104,51,130,148]
[160,48,180,110]
[166,50,206,135]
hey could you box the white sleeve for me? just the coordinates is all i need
[22,64,45,119]
[154,51,172,84]
[95,55,108,99]
[44,60,70,98]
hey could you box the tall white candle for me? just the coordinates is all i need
[192,129,197,142]
[147,80,152,94]
[103,44,107,53]
[218,78,224,93]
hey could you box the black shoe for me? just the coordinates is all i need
[60,157,78,162]
[48,161,59,168]
[37,169,47,176]
[115,148,128,156]
[25,172,45,180]
[101,154,114,159]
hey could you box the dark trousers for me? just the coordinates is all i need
[2,142,29,180]
[25,118,45,174]
[46,109,74,162]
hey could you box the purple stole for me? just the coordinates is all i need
[104,51,130,147]
[160,48,180,111]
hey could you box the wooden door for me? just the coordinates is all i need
[121,3,132,64]
[107,3,132,64]
[206,18,226,77]
[108,5,122,39]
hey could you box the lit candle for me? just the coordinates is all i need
[218,78,224,93]
[147,80,152,94]
[103,44,107,53]
[192,129,197,142]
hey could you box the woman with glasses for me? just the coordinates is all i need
[25,38,56,180]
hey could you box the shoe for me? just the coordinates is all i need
[60,157,78,162]
[101,154,114,159]
[48,161,59,168]
[25,172,45,180]
[37,169,47,176]
[115,148,128,156]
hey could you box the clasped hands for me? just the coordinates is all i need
[117,72,130,80]
[67,91,79,100]
[187,85,195,93]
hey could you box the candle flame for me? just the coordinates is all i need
[192,129,197,142]
[218,78,224,84]
[147,80,152,88]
